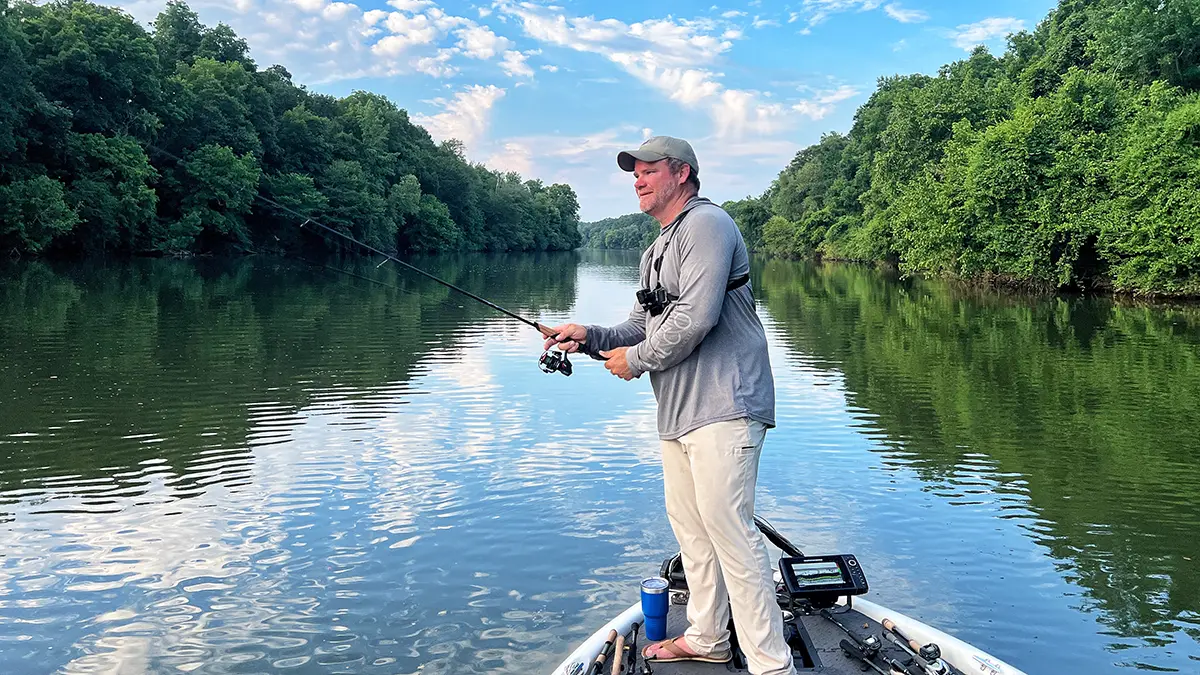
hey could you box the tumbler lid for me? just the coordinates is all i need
[641,577,669,593]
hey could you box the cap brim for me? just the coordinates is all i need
[617,150,667,172]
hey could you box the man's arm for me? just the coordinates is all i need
[581,301,647,358]
[624,211,734,374]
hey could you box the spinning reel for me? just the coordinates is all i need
[538,348,573,376]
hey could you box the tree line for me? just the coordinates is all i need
[0,0,582,258]
[724,0,1200,297]
[577,213,657,250]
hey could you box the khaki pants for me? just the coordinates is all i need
[661,418,795,675]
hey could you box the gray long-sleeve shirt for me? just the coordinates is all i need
[583,196,775,440]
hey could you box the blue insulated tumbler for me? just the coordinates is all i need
[640,577,669,641]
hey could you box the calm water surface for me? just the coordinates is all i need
[1,252,1198,673]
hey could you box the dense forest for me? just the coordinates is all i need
[577,213,656,250]
[0,0,582,258]
[724,0,1200,296]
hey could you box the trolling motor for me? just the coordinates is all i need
[539,348,573,376]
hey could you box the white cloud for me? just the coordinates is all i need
[714,90,786,137]
[362,8,388,25]
[413,48,459,77]
[791,85,861,120]
[541,64,559,72]
[412,84,506,151]
[478,6,492,17]
[892,38,908,51]
[487,141,534,175]
[721,10,746,18]
[883,3,928,23]
[110,0,485,84]
[950,17,1025,50]
[722,28,744,39]
[500,50,535,77]
[323,2,354,20]
[387,0,432,10]
[292,0,325,13]
[497,3,789,140]
[456,24,512,58]
[796,0,888,28]
[376,11,441,52]
[752,16,779,28]
[425,6,469,31]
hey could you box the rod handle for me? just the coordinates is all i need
[610,634,625,675]
[881,618,922,654]
[588,630,618,674]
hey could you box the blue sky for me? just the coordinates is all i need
[115,0,1058,220]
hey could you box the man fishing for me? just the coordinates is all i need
[544,136,795,675]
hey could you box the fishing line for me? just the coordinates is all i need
[145,143,576,375]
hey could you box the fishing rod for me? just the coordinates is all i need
[881,618,955,675]
[587,629,618,675]
[626,622,641,675]
[819,608,881,657]
[840,639,900,675]
[821,609,925,675]
[146,144,574,376]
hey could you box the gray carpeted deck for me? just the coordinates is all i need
[617,593,924,674]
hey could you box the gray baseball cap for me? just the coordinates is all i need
[617,136,699,176]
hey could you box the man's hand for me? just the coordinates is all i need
[543,323,587,353]
[599,347,638,380]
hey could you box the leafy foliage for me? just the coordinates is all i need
[731,0,1200,296]
[578,212,657,249]
[0,0,581,257]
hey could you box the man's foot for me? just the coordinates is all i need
[641,636,732,663]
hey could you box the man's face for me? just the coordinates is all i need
[633,159,686,217]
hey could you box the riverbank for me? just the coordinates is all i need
[719,0,1200,298]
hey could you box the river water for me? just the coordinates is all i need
[1,252,1197,673]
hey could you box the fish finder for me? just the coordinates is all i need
[778,554,869,609]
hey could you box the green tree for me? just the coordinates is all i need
[0,0,35,161]
[0,0,608,259]
[254,171,327,251]
[730,0,1200,296]
[17,0,160,138]
[172,144,260,252]
[62,132,158,252]
[406,193,460,251]
[0,175,78,253]
[316,159,392,252]
[578,212,656,249]
[197,22,254,69]
[153,0,203,69]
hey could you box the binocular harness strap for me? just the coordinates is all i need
[661,272,749,303]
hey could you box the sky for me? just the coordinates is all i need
[112,0,1059,221]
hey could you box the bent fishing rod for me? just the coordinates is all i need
[146,144,575,376]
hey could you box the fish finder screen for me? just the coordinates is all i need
[788,561,846,588]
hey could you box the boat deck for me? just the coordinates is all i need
[636,596,920,674]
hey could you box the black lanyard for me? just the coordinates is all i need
[649,209,690,289]
[644,202,750,295]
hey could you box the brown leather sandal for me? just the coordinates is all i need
[641,636,732,663]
